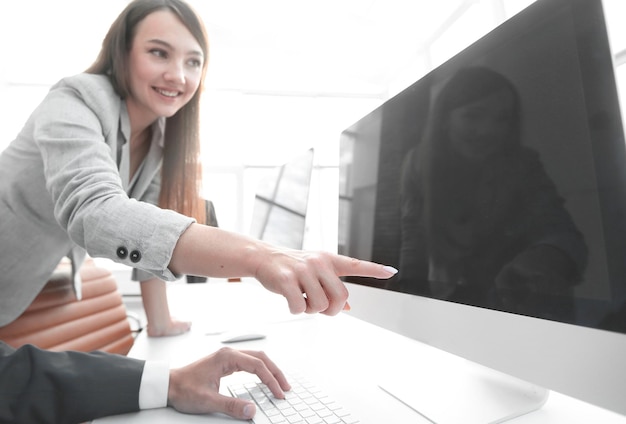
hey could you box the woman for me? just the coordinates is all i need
[85,0,209,336]
[0,0,396,338]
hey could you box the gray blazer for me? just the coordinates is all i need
[0,73,194,326]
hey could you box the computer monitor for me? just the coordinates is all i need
[338,0,626,421]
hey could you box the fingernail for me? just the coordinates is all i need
[343,302,351,311]
[383,265,398,275]
[243,403,255,419]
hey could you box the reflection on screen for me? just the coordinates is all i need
[390,66,588,323]
[339,0,626,333]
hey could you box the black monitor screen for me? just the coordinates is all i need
[338,0,626,333]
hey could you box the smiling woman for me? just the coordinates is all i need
[126,10,205,184]
[125,11,205,126]
[81,0,210,336]
[0,0,397,421]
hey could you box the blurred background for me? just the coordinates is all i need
[2,0,625,254]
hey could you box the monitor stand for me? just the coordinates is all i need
[377,354,549,424]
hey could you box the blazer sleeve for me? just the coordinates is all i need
[0,342,144,424]
[33,76,194,281]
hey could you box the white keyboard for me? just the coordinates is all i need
[228,374,360,424]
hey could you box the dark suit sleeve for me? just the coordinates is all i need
[0,342,144,424]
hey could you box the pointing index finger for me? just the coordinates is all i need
[334,255,398,279]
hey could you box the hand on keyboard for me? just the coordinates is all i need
[229,373,359,424]
[167,348,290,420]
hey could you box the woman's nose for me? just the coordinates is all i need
[164,61,186,85]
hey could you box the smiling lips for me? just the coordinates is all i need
[155,87,180,98]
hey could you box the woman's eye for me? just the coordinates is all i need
[149,49,167,58]
[187,58,203,68]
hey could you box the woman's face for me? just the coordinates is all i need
[447,88,516,160]
[126,9,204,126]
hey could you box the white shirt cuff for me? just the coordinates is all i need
[138,360,170,410]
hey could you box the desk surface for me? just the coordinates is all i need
[95,281,626,424]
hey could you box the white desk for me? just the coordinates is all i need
[95,281,626,424]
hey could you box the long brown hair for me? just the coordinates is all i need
[85,0,208,223]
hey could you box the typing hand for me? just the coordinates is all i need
[167,348,290,419]
[254,248,398,316]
